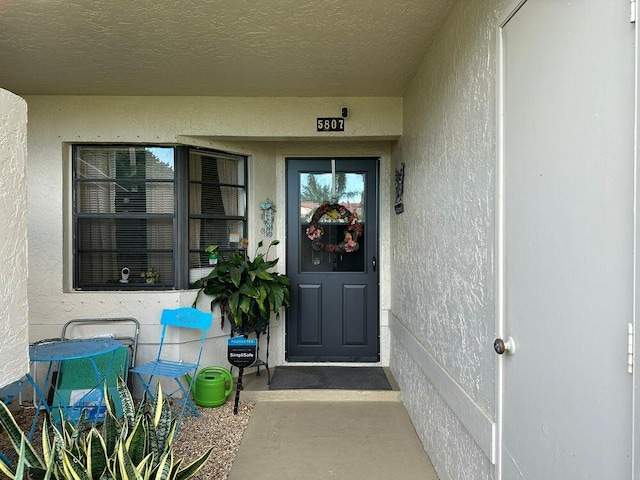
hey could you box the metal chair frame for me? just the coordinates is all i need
[61,317,140,385]
[130,308,212,434]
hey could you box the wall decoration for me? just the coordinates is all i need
[260,199,276,237]
[306,202,363,253]
[394,162,405,214]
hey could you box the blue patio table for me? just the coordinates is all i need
[26,337,122,439]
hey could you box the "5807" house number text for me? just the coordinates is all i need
[316,117,345,132]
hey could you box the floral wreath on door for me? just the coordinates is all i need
[305,202,363,253]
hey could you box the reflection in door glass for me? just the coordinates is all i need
[299,172,366,273]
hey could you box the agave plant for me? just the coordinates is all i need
[0,377,213,479]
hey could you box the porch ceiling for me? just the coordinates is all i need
[0,0,454,97]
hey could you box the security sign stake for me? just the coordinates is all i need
[228,336,257,414]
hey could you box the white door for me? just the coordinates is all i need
[500,1,635,478]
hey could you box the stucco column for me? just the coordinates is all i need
[0,88,29,386]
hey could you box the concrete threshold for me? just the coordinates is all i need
[237,366,402,403]
[241,388,402,402]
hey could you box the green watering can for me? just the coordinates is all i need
[185,366,233,407]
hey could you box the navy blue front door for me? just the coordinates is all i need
[286,158,379,362]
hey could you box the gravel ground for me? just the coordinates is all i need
[0,400,254,480]
[174,401,254,479]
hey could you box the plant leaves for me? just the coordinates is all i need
[230,265,243,288]
[87,428,108,479]
[0,400,44,467]
[117,440,143,480]
[15,436,26,480]
[62,449,91,480]
[125,416,147,467]
[174,447,214,480]
[101,409,120,458]
[118,376,136,428]
[153,451,172,480]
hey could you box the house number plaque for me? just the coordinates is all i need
[316,117,345,132]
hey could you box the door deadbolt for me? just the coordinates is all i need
[494,337,516,355]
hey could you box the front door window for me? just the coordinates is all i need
[299,172,366,273]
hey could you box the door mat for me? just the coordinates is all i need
[269,366,392,390]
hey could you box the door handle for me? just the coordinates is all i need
[494,337,516,355]
[372,256,377,272]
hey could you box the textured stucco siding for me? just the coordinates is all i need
[0,88,29,386]
[23,96,398,375]
[393,337,492,480]
[390,1,503,478]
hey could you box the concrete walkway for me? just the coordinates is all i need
[228,371,438,480]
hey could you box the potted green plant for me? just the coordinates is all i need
[141,266,160,284]
[192,239,290,334]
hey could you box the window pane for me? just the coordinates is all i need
[189,219,245,259]
[299,172,366,273]
[76,146,174,180]
[189,151,244,185]
[77,218,117,250]
[73,144,246,290]
[77,181,174,214]
[299,172,365,221]
[74,145,176,290]
[77,217,173,286]
[188,150,246,268]
[189,184,245,217]
[78,252,174,288]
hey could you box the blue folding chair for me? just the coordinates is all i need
[130,308,212,434]
[0,378,28,406]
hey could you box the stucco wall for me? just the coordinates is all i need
[0,88,29,386]
[390,1,503,479]
[23,96,399,376]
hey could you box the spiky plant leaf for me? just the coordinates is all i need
[101,409,120,457]
[71,408,88,445]
[35,423,63,480]
[0,453,15,479]
[0,400,44,468]
[118,377,136,428]
[50,421,67,465]
[41,416,52,465]
[170,458,183,479]
[230,265,243,288]
[125,415,147,467]
[103,382,117,418]
[87,428,108,479]
[144,416,160,466]
[99,469,116,480]
[14,436,26,480]
[152,450,172,480]
[62,449,91,480]
[153,393,173,453]
[152,383,164,429]
[174,447,214,480]
[165,421,177,452]
[134,453,152,478]
[118,441,143,480]
[42,445,58,480]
